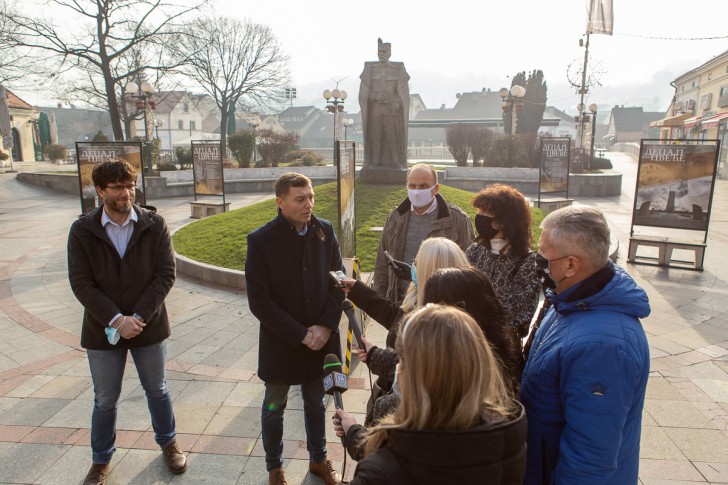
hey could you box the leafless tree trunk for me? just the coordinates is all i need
[2,0,203,140]
[446,123,471,167]
[169,17,291,158]
[468,126,494,167]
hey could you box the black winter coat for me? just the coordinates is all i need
[350,403,527,485]
[246,213,345,384]
[67,205,175,350]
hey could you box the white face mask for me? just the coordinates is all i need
[408,188,434,208]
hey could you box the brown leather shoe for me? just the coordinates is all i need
[83,463,110,485]
[162,440,187,474]
[309,459,341,485]
[269,467,287,485]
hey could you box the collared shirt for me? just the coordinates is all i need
[101,208,137,327]
[298,223,309,236]
[101,208,137,258]
[410,195,439,216]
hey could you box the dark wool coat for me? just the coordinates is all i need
[246,212,345,384]
[67,205,175,350]
[350,403,527,485]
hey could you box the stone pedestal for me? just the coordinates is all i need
[358,167,407,185]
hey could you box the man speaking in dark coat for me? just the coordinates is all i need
[246,172,345,485]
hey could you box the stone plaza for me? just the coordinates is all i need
[0,152,728,484]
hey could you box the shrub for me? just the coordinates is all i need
[0,151,8,161]
[446,123,470,167]
[487,136,527,167]
[174,146,193,170]
[285,149,324,167]
[591,156,613,170]
[157,161,178,171]
[228,131,255,168]
[257,129,300,167]
[45,144,67,161]
[223,159,239,168]
[92,130,109,142]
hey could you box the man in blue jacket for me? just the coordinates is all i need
[520,206,650,484]
[246,173,345,485]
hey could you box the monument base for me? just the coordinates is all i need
[358,166,407,185]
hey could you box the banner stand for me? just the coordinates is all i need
[536,136,573,213]
[189,141,228,218]
[627,139,721,271]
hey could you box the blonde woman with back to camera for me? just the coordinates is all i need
[333,304,527,484]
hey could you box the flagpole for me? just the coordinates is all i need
[577,33,590,154]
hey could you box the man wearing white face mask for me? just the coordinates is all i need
[373,163,474,304]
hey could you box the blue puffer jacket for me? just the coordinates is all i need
[520,263,650,485]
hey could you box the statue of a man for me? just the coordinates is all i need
[359,38,410,169]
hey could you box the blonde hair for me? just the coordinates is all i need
[400,237,469,311]
[363,304,517,455]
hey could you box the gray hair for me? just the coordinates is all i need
[541,206,610,271]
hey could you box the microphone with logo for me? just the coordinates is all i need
[323,353,348,409]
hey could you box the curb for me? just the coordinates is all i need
[171,221,246,291]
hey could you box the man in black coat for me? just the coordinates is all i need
[67,160,186,485]
[246,172,345,485]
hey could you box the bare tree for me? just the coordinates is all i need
[3,0,203,140]
[446,123,470,167]
[0,0,52,85]
[169,17,290,157]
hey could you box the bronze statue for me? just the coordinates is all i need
[359,38,410,170]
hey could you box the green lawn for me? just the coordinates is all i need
[172,182,544,272]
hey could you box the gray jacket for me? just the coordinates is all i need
[373,194,474,302]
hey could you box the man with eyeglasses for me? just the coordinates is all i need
[68,160,185,484]
[520,206,651,485]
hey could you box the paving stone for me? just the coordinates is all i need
[168,452,244,484]
[638,458,704,482]
[640,426,688,460]
[203,405,260,438]
[31,374,92,399]
[106,448,174,485]
[665,428,728,462]
[175,380,236,406]
[0,397,71,426]
[693,461,728,483]
[646,376,687,401]
[0,442,70,483]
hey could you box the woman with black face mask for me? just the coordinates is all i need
[465,184,540,369]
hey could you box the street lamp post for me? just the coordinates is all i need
[153,118,164,141]
[284,87,296,128]
[125,81,156,142]
[588,103,598,171]
[343,118,353,140]
[499,85,526,136]
[126,81,156,174]
[323,88,347,144]
[248,118,261,163]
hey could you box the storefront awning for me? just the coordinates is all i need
[649,112,693,127]
[683,115,702,129]
[700,112,728,130]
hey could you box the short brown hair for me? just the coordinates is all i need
[275,172,312,198]
[92,160,137,188]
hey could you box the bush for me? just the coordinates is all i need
[0,151,8,161]
[591,156,613,170]
[285,149,324,167]
[157,161,178,171]
[257,129,300,167]
[486,136,527,167]
[228,131,256,168]
[174,146,193,170]
[223,159,239,168]
[92,130,109,142]
[45,144,67,161]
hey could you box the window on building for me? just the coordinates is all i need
[190,121,196,131]
[178,120,183,130]
[183,103,189,113]
[708,73,713,81]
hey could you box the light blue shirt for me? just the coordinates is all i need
[101,208,138,328]
[101,207,137,258]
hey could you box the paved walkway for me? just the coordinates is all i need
[0,155,727,484]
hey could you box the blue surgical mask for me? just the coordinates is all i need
[410,263,418,288]
[105,325,120,345]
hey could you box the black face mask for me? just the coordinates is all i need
[535,253,569,290]
[475,214,499,241]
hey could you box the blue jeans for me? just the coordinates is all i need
[87,340,176,464]
[261,378,327,471]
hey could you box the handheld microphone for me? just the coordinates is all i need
[342,300,365,349]
[323,353,348,410]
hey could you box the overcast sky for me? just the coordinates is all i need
[21,0,728,116]
[214,0,727,115]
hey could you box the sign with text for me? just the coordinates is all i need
[192,142,224,197]
[335,140,356,258]
[539,137,571,195]
[632,140,720,231]
[75,142,146,214]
